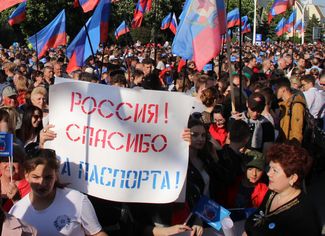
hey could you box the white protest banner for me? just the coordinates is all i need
[48,78,193,203]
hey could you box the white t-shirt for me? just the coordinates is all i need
[9,188,102,236]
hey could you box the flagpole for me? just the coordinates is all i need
[153,0,158,66]
[253,0,257,44]
[239,0,243,107]
[182,60,188,92]
[83,23,96,64]
[35,33,39,71]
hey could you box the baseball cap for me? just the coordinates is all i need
[245,150,265,171]
[2,86,17,97]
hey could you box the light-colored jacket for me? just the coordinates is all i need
[2,213,37,236]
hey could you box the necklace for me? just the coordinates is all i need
[252,191,300,227]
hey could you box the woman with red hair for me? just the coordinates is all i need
[243,144,321,236]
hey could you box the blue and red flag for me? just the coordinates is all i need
[172,0,225,71]
[193,195,231,231]
[114,21,130,39]
[79,0,99,12]
[161,12,178,35]
[216,0,226,34]
[241,15,248,26]
[131,0,152,28]
[8,1,26,26]
[227,8,240,29]
[294,18,303,31]
[242,23,251,34]
[66,0,111,73]
[284,10,296,32]
[0,0,25,12]
[275,17,286,36]
[268,0,295,24]
[28,10,66,59]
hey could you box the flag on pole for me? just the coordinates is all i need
[114,21,130,39]
[99,0,111,43]
[284,10,296,32]
[0,0,25,12]
[241,16,248,26]
[79,0,99,12]
[8,1,26,26]
[66,0,111,73]
[131,0,152,28]
[227,8,240,29]
[28,10,66,59]
[242,23,251,34]
[216,0,226,34]
[294,18,303,31]
[268,0,295,24]
[275,17,286,36]
[161,12,178,35]
[172,0,225,71]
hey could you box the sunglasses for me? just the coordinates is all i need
[32,114,42,120]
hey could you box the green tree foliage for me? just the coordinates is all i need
[304,14,321,43]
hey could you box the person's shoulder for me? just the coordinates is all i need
[60,187,87,200]
[3,213,37,235]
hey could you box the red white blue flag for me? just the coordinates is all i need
[161,12,178,35]
[172,0,225,71]
[275,17,287,36]
[28,10,66,59]
[8,1,26,26]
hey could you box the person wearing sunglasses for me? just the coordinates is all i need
[16,105,56,150]
[9,149,108,236]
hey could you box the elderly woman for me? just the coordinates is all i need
[243,144,321,236]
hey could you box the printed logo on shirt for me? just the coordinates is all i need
[54,215,71,231]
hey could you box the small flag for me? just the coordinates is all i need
[161,12,178,35]
[227,8,240,29]
[275,17,286,36]
[79,0,99,13]
[131,0,152,28]
[28,10,66,59]
[193,195,231,231]
[0,0,25,12]
[114,21,130,39]
[8,1,26,26]
[268,0,295,24]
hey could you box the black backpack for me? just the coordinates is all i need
[288,95,325,171]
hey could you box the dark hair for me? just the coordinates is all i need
[247,92,266,113]
[0,109,9,123]
[17,105,43,144]
[24,148,67,188]
[301,74,315,86]
[229,120,250,143]
[267,144,313,189]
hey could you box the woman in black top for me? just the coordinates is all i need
[244,143,321,236]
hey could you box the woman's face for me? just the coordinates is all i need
[267,161,294,193]
[246,167,263,184]
[25,164,57,198]
[31,93,45,109]
[190,125,206,150]
[0,160,21,179]
[213,113,225,128]
[31,110,42,128]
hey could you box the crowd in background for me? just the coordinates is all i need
[0,39,324,235]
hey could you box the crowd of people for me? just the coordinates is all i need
[0,39,324,235]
